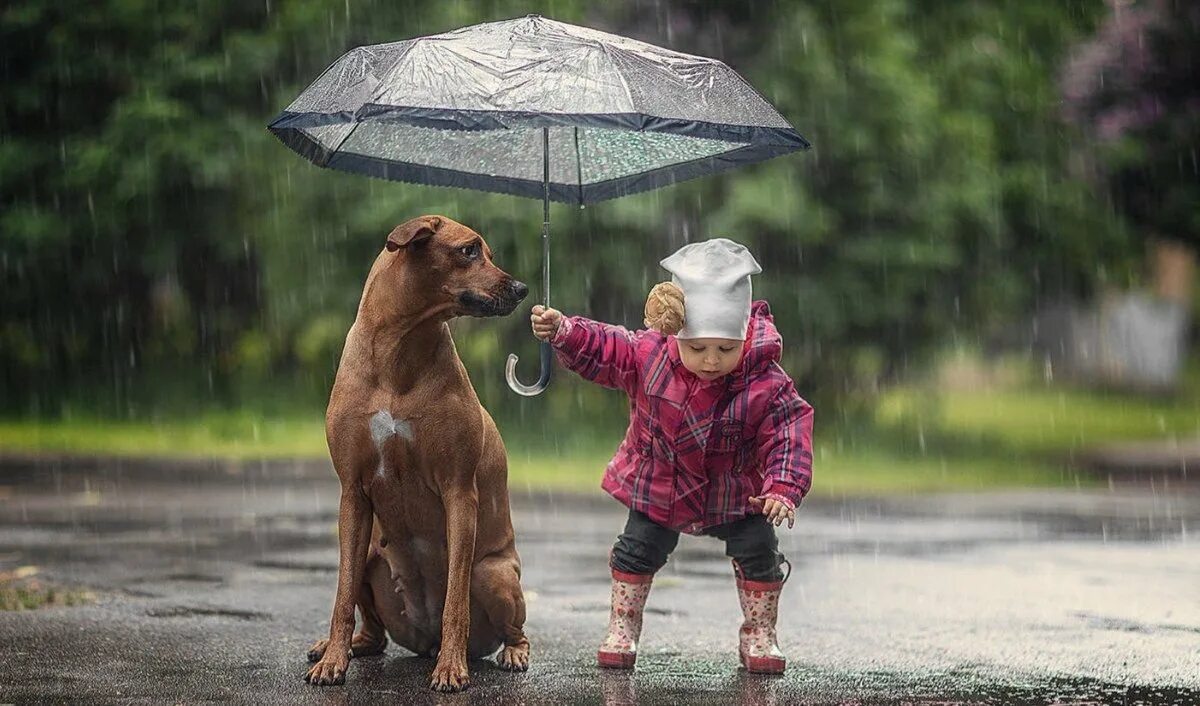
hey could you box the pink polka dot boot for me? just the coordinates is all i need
[734,560,788,674]
[597,568,654,669]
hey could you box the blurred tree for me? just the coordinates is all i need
[2,2,281,412]
[913,0,1134,306]
[0,0,584,416]
[0,0,1140,434]
[1062,0,1198,303]
[1063,0,1198,247]
[695,0,1129,416]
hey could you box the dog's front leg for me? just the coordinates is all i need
[430,485,478,692]
[306,484,372,686]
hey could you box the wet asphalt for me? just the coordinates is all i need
[0,459,1198,705]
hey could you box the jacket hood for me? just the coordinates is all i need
[667,300,781,390]
[729,300,782,389]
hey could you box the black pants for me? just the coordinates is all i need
[610,509,786,582]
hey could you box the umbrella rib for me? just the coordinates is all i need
[573,127,583,206]
[322,122,362,164]
[277,106,807,148]
[599,44,637,114]
[289,137,795,205]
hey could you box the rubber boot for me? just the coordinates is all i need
[734,560,787,674]
[597,568,653,669]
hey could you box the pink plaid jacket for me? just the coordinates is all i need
[550,300,814,534]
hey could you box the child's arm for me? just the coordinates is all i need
[531,305,641,395]
[752,380,814,522]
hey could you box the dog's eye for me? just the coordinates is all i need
[459,243,481,260]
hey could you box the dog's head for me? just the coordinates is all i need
[380,215,528,319]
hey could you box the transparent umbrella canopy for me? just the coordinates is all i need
[269,14,809,396]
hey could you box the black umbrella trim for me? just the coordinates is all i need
[268,107,808,204]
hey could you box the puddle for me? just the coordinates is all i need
[567,602,686,617]
[253,559,335,572]
[161,572,224,583]
[147,605,271,621]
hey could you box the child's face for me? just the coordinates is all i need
[678,337,744,381]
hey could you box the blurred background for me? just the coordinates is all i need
[2,0,1198,495]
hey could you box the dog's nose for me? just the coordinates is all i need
[511,280,529,300]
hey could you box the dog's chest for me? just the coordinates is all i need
[363,408,446,520]
[363,405,476,483]
[369,409,415,448]
[365,408,419,481]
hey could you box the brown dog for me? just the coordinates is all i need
[304,215,531,692]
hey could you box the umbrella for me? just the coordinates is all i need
[268,14,809,396]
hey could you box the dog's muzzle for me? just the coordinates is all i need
[459,279,528,317]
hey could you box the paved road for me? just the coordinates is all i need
[0,462,1197,704]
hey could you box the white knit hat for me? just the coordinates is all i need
[660,238,762,340]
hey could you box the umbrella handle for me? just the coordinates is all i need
[505,340,553,396]
[505,126,555,398]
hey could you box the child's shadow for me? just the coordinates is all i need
[599,670,638,706]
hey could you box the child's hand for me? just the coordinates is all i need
[749,495,795,529]
[530,305,563,341]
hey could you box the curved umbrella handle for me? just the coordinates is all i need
[505,340,553,396]
[506,127,555,398]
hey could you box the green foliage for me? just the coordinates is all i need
[719,0,1132,417]
[0,0,1139,426]
[1063,0,1200,249]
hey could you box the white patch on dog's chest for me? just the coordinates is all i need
[370,410,414,447]
[369,410,414,479]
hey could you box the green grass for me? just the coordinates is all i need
[0,413,1077,495]
[0,414,329,460]
[880,387,1200,453]
[0,583,94,611]
[878,368,1200,455]
[7,353,1191,494]
[0,568,94,612]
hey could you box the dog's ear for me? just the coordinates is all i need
[385,216,443,252]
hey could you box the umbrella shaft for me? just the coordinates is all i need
[541,220,550,307]
[542,127,550,307]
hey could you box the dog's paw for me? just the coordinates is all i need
[496,640,530,672]
[306,638,329,663]
[307,634,385,662]
[429,654,470,692]
[305,652,349,686]
[351,634,387,658]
